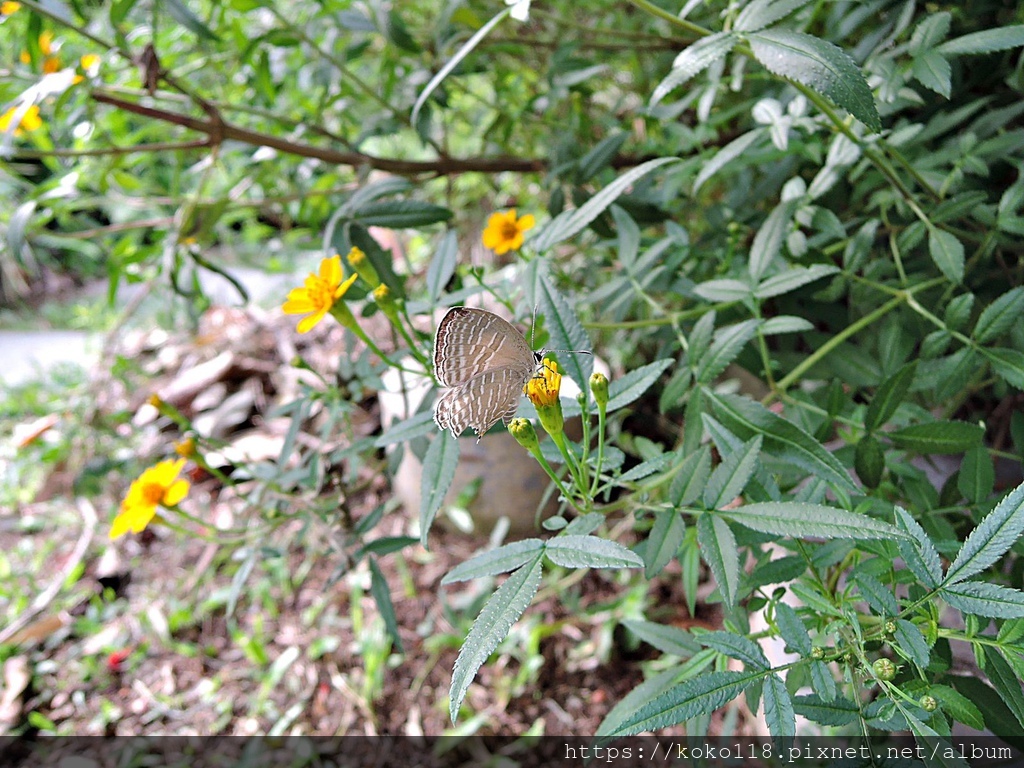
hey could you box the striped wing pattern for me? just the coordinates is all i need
[432,307,537,439]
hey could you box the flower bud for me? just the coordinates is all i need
[346,246,379,287]
[590,372,609,409]
[508,418,540,453]
[872,658,897,681]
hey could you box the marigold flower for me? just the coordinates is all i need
[482,209,535,255]
[110,459,190,540]
[1,1,21,16]
[42,56,61,74]
[0,105,41,136]
[526,360,564,436]
[282,255,358,333]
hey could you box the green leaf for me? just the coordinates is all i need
[983,348,1024,390]
[809,661,837,702]
[669,445,713,508]
[700,631,770,669]
[412,5,511,124]
[930,685,985,731]
[356,536,419,559]
[865,361,918,432]
[350,200,452,228]
[441,539,545,584]
[368,557,404,653]
[983,646,1024,731]
[604,670,755,736]
[749,199,800,282]
[890,420,985,454]
[753,264,840,299]
[763,673,796,738]
[697,514,741,608]
[944,481,1024,585]
[531,157,679,252]
[161,0,221,41]
[651,32,739,105]
[944,293,975,332]
[692,278,753,302]
[928,227,965,283]
[605,358,674,412]
[695,320,761,384]
[578,132,628,182]
[854,435,885,489]
[793,694,858,726]
[974,287,1024,343]
[705,391,858,493]
[895,619,930,671]
[545,535,644,569]
[774,602,812,655]
[449,557,543,722]
[895,506,943,589]
[645,509,686,578]
[909,12,952,55]
[704,435,762,509]
[373,411,435,447]
[959,445,995,504]
[912,51,952,98]
[761,316,814,335]
[596,667,691,738]
[694,130,764,193]
[942,581,1024,619]
[420,434,460,547]
[937,25,1024,56]
[426,231,458,302]
[854,572,900,616]
[746,28,880,132]
[723,501,910,541]
[621,619,701,657]
[735,0,814,33]
[618,451,679,483]
[534,272,593,389]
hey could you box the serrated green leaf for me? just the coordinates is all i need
[545,535,644,569]
[605,670,755,736]
[449,557,543,722]
[621,619,701,657]
[983,348,1024,390]
[854,572,900,616]
[735,0,814,33]
[441,539,545,584]
[855,435,886,489]
[704,435,762,509]
[774,602,812,655]
[645,510,687,578]
[928,227,965,283]
[420,434,460,547]
[959,445,995,504]
[596,667,689,738]
[983,646,1024,731]
[697,515,741,608]
[930,685,985,731]
[604,358,674,413]
[578,132,628,182]
[944,293,975,332]
[763,672,796,738]
[761,316,814,335]
[809,661,837,701]
[865,360,918,432]
[695,321,761,385]
[890,420,984,454]
[974,287,1024,343]
[746,28,880,132]
[426,231,458,302]
[368,557,404,653]
[669,445,713,508]
[749,199,800,282]
[937,25,1024,56]
[793,693,858,725]
[705,391,858,493]
[942,581,1024,619]
[895,619,930,671]
[700,631,770,669]
[944,481,1024,585]
[652,32,739,105]
[374,411,435,447]
[618,451,679,484]
[910,12,952,55]
[912,50,952,97]
[694,130,764,192]
[692,278,753,302]
[754,264,839,299]
[895,506,944,589]
[534,272,593,389]
[724,501,909,541]
[531,157,679,252]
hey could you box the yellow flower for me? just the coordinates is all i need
[38,31,54,55]
[282,255,358,333]
[110,459,190,540]
[42,55,61,74]
[80,53,101,70]
[0,105,41,136]
[482,209,535,255]
[1,1,21,16]
[525,359,561,408]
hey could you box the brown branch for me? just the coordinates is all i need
[91,91,547,177]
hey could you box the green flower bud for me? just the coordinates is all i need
[919,695,937,712]
[873,657,897,681]
[346,246,379,287]
[590,372,609,409]
[508,418,540,452]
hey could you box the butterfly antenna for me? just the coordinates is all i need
[530,303,538,350]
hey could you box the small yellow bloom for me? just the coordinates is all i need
[19,50,30,64]
[0,105,41,136]
[282,255,359,333]
[482,209,535,255]
[42,55,61,74]
[1,1,21,16]
[346,246,379,286]
[174,437,196,458]
[81,53,101,70]
[110,459,190,540]
[38,31,54,55]
[525,359,561,408]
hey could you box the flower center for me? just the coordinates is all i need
[140,481,165,506]
[309,278,334,307]
[501,221,520,241]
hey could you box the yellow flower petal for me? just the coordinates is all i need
[297,308,327,333]
[1,1,22,15]
[282,297,315,314]
[320,254,342,285]
[517,213,535,231]
[162,478,190,507]
[334,271,358,299]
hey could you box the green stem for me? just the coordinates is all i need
[589,405,608,498]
